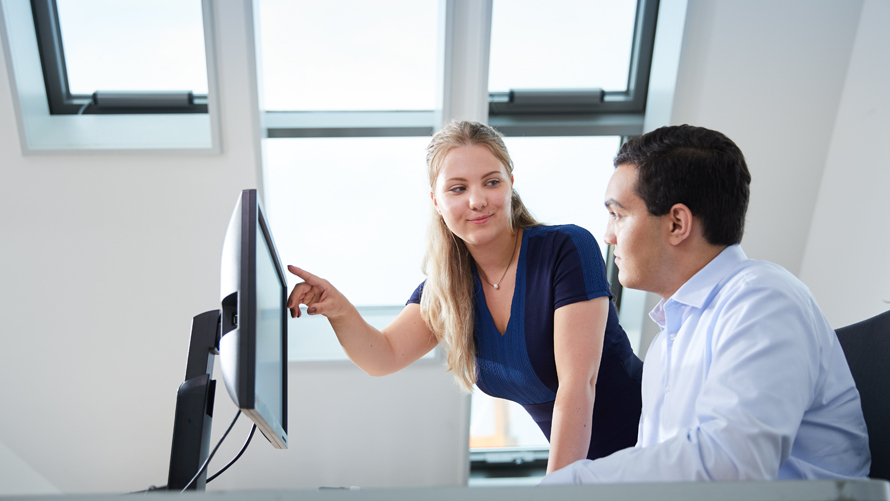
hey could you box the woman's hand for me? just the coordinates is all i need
[286,266,353,320]
[285,265,438,376]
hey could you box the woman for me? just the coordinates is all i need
[287,121,642,473]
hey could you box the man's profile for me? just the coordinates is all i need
[542,125,870,483]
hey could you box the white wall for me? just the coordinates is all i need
[799,0,890,328]
[670,0,863,275]
[0,441,59,497]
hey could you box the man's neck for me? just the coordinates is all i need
[658,243,729,299]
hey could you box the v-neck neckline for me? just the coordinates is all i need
[475,230,526,336]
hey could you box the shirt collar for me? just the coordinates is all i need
[648,245,748,326]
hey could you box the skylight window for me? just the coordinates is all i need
[488,0,637,94]
[259,0,438,112]
[56,0,207,95]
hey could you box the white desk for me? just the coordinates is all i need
[3,479,889,501]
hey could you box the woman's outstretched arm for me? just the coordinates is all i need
[287,265,437,376]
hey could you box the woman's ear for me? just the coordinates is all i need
[431,191,441,214]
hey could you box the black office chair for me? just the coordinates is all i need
[836,309,890,481]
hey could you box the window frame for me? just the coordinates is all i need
[263,0,658,140]
[486,0,659,137]
[29,0,208,115]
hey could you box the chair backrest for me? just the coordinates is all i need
[836,309,890,481]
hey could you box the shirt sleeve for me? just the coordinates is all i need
[551,225,612,310]
[406,281,425,305]
[540,276,833,483]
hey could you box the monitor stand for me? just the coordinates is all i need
[167,310,220,491]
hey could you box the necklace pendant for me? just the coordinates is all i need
[493,284,499,290]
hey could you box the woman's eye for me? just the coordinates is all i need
[449,186,465,193]
[486,179,500,186]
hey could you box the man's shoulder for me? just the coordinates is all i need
[726,258,805,292]
[716,258,820,315]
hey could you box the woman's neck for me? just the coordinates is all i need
[468,228,522,281]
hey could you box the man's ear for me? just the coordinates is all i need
[667,203,694,246]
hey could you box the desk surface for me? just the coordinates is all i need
[2,479,889,501]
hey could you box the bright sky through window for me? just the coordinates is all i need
[259,0,438,111]
[265,136,431,306]
[56,0,208,95]
[489,0,637,93]
[264,135,618,308]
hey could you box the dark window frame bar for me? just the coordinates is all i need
[30,0,208,115]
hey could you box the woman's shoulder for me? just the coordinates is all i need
[526,223,593,236]
[525,224,599,249]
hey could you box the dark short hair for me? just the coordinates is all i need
[614,125,751,246]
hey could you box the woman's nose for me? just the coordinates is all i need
[468,188,487,210]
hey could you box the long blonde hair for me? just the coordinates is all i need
[421,121,538,391]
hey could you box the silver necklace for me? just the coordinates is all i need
[482,234,519,290]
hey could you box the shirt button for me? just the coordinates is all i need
[665,384,671,392]
[669,333,677,341]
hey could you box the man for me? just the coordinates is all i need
[542,125,870,483]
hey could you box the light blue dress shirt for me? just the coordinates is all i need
[541,245,870,483]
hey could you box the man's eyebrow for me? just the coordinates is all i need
[604,198,625,209]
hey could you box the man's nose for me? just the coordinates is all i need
[603,220,617,245]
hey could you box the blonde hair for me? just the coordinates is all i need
[420,121,538,392]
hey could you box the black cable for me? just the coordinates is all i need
[180,410,241,493]
[128,416,255,494]
[207,423,257,483]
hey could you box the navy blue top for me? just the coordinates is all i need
[409,225,643,460]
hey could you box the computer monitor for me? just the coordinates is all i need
[219,189,289,449]
[167,189,288,491]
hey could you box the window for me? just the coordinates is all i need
[264,136,436,362]
[488,0,658,127]
[260,0,437,112]
[256,0,658,484]
[1,0,219,151]
[31,0,208,114]
[489,0,637,93]
[258,0,440,362]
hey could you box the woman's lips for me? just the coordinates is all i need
[469,214,492,224]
